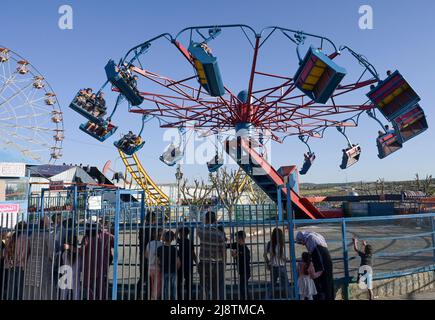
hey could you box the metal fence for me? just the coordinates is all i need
[1,185,434,300]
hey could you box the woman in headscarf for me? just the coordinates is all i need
[296,231,334,300]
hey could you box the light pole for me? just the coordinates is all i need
[175,164,183,206]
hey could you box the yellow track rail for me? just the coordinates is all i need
[118,150,170,206]
[234,168,254,194]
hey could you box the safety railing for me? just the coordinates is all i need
[289,213,435,300]
[1,185,434,300]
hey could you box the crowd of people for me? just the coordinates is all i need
[137,211,341,301]
[1,210,374,301]
[84,119,114,138]
[75,88,107,119]
[118,64,140,96]
[117,131,143,151]
[0,214,114,300]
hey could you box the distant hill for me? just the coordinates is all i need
[300,176,434,197]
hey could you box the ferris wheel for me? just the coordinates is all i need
[0,47,64,163]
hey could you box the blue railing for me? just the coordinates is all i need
[1,185,434,300]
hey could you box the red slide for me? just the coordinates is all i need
[225,138,327,219]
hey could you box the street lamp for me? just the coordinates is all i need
[175,164,183,205]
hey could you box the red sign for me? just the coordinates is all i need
[0,204,20,214]
[49,181,64,191]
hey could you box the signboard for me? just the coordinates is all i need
[88,196,102,210]
[49,180,64,191]
[0,202,25,229]
[0,163,26,178]
[0,203,20,214]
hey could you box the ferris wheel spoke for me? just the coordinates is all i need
[0,81,33,107]
[0,122,54,132]
[0,135,44,162]
[0,72,20,97]
[0,127,52,146]
[0,109,52,121]
[0,47,63,163]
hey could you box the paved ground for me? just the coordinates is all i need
[112,217,434,285]
[382,290,435,300]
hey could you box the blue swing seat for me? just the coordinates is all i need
[339,145,361,169]
[299,153,315,175]
[79,121,118,142]
[376,131,402,159]
[160,145,183,166]
[105,59,144,106]
[367,70,420,121]
[207,155,223,173]
[392,104,428,143]
[114,139,145,156]
[294,47,347,104]
[188,43,225,97]
[69,92,103,124]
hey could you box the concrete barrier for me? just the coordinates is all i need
[335,270,435,300]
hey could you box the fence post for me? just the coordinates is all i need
[140,190,145,224]
[112,189,121,300]
[285,180,299,300]
[431,216,435,263]
[341,219,350,300]
[73,185,78,217]
[277,185,283,222]
[41,189,45,219]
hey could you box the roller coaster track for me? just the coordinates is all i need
[118,150,170,206]
[234,168,254,194]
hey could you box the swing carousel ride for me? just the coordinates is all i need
[69,25,428,217]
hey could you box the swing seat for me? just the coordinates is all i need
[114,139,145,156]
[392,104,428,143]
[188,43,225,97]
[294,46,346,104]
[299,153,316,175]
[105,59,144,106]
[69,92,103,124]
[207,155,223,173]
[79,121,118,142]
[367,70,420,121]
[376,131,402,159]
[339,145,361,169]
[159,145,183,166]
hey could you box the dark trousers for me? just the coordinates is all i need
[3,267,25,300]
[311,245,335,300]
[239,273,250,300]
[198,261,225,300]
[177,267,193,300]
[137,260,149,298]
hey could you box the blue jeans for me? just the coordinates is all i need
[162,273,177,300]
[268,266,290,299]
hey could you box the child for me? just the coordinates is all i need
[156,230,180,300]
[353,237,374,300]
[229,231,251,300]
[297,252,323,300]
[145,228,163,300]
[263,228,290,299]
[176,226,197,300]
[59,232,81,300]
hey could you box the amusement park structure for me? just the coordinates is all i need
[0,47,64,163]
[69,24,428,218]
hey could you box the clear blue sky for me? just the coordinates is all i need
[1,0,434,184]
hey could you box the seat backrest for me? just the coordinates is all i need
[367,70,420,121]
